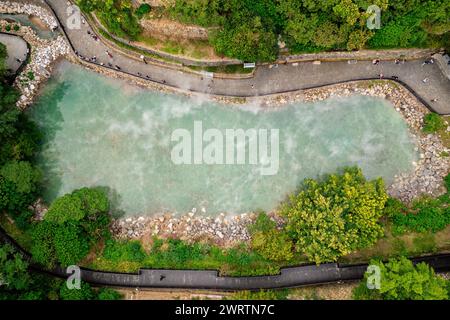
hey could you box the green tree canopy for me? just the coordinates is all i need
[353,257,449,300]
[0,42,7,76]
[0,161,41,212]
[32,188,111,267]
[0,243,30,291]
[282,167,388,264]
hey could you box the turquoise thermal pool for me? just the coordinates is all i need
[29,62,419,216]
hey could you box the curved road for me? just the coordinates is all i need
[43,0,450,115]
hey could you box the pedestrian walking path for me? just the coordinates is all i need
[2,225,450,290]
[41,0,450,114]
[0,32,28,74]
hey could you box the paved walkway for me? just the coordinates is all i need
[0,32,28,74]
[45,0,450,114]
[2,226,450,290]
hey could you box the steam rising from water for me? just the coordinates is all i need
[29,62,418,216]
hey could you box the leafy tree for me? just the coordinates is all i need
[0,83,20,148]
[211,17,278,62]
[0,161,41,195]
[312,21,348,49]
[169,0,224,26]
[77,0,141,39]
[30,221,57,268]
[249,213,293,262]
[45,187,110,239]
[347,29,373,50]
[45,193,85,224]
[283,13,318,48]
[420,0,450,35]
[0,243,30,291]
[445,173,450,191]
[136,4,151,19]
[282,167,388,264]
[53,223,90,266]
[0,161,42,213]
[0,42,7,76]
[353,257,449,300]
[0,244,63,300]
[333,0,361,26]
[32,188,111,267]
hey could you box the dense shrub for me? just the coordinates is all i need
[0,243,30,291]
[0,48,42,229]
[0,43,6,75]
[353,257,449,300]
[0,161,41,212]
[135,4,151,19]
[102,239,146,263]
[31,188,111,267]
[390,198,450,234]
[59,281,95,300]
[167,0,449,61]
[211,18,278,62]
[94,237,280,276]
[53,223,90,266]
[0,244,63,300]
[30,221,57,268]
[282,167,388,264]
[422,113,445,133]
[249,213,293,262]
[77,0,141,39]
[387,174,450,235]
[445,173,450,191]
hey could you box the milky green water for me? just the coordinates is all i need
[29,62,418,216]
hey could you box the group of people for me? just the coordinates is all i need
[87,30,99,42]
[374,57,437,86]
[373,59,399,80]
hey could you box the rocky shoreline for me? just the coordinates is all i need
[3,1,448,247]
[0,2,69,109]
[110,82,449,246]
[255,81,449,203]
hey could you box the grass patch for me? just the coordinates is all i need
[340,224,450,264]
[87,237,308,276]
[435,116,450,150]
[137,34,215,60]
[189,64,254,75]
[95,25,178,65]
[412,233,437,254]
[423,113,446,133]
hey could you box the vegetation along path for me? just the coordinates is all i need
[1,225,450,290]
[44,0,450,115]
[0,32,28,74]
